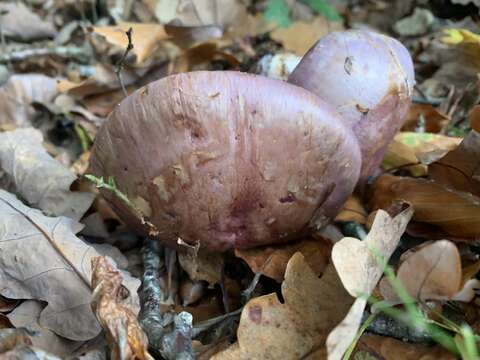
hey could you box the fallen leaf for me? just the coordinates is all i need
[0,128,95,220]
[150,0,247,29]
[0,2,56,41]
[393,8,434,36]
[0,190,140,341]
[57,64,138,98]
[91,256,153,360]
[442,28,480,69]
[402,104,450,133]
[7,301,80,357]
[212,253,354,360]
[370,174,480,239]
[178,246,224,285]
[469,105,480,131]
[382,137,427,176]
[429,130,480,198]
[92,22,171,65]
[270,17,342,55]
[0,297,19,313]
[353,334,456,360]
[0,328,33,353]
[0,74,57,127]
[335,195,368,224]
[235,237,331,282]
[383,132,462,176]
[326,297,367,360]
[328,206,413,359]
[380,240,462,301]
[332,206,414,297]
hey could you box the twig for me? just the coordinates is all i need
[0,45,89,63]
[140,239,194,360]
[242,272,262,303]
[115,27,133,97]
[192,308,243,338]
[364,311,433,343]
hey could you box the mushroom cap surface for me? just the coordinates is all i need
[89,71,361,250]
[289,30,415,181]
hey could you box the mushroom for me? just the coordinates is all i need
[89,71,361,251]
[289,30,415,181]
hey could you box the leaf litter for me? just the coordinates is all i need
[1,0,480,359]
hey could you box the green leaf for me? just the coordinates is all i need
[264,0,292,28]
[304,0,342,21]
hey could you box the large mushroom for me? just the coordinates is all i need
[89,71,361,251]
[289,30,415,181]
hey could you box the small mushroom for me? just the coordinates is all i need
[89,71,361,251]
[289,30,415,181]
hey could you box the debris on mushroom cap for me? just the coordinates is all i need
[289,30,415,181]
[89,71,361,251]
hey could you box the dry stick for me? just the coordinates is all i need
[116,27,133,97]
[0,46,88,63]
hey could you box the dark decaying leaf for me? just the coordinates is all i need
[429,130,480,197]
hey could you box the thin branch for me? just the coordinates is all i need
[0,45,89,63]
[115,27,133,97]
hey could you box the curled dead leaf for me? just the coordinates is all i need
[327,207,413,359]
[91,256,153,360]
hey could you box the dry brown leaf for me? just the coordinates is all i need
[7,301,80,357]
[235,237,331,282]
[270,17,343,56]
[178,246,224,285]
[353,334,456,360]
[0,128,95,220]
[334,195,368,224]
[402,104,450,133]
[57,64,139,99]
[92,22,170,64]
[327,207,413,359]
[213,253,354,360]
[0,2,56,41]
[382,138,427,176]
[429,130,480,198]
[380,240,462,301]
[0,297,18,313]
[0,190,140,341]
[383,132,462,176]
[91,256,153,360]
[370,174,480,239]
[469,105,480,131]
[0,74,57,127]
[0,328,33,353]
